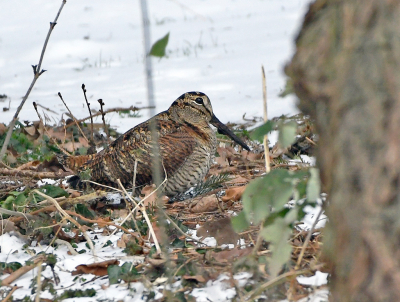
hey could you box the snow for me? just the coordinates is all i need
[0,0,328,301]
[0,0,312,134]
[297,271,328,286]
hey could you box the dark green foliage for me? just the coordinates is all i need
[123,241,143,256]
[57,288,96,300]
[108,262,139,284]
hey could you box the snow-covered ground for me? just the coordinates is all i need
[0,1,330,301]
[0,0,311,133]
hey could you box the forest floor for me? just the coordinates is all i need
[0,111,328,302]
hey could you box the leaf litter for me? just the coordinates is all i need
[0,114,328,301]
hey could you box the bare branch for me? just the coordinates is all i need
[0,0,67,163]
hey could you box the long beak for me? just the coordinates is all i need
[210,114,250,151]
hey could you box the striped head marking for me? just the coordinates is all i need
[169,91,214,124]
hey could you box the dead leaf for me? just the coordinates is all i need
[197,217,239,245]
[190,195,219,213]
[72,259,119,276]
[140,184,169,207]
[23,126,38,138]
[0,123,7,136]
[221,186,246,202]
[211,247,253,263]
[78,136,90,147]
[225,175,249,185]
[241,150,263,161]
[15,160,41,171]
[117,233,133,248]
[0,219,16,234]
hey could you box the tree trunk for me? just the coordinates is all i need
[286,0,400,301]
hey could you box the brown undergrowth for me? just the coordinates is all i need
[0,114,325,301]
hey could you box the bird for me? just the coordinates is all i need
[63,91,250,196]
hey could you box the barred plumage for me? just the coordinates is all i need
[64,92,250,196]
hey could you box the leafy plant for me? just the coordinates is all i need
[108,262,139,284]
[232,118,321,277]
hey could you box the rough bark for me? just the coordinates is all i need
[286,0,400,301]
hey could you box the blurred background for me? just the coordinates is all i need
[0,0,311,132]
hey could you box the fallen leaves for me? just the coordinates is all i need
[72,259,120,276]
[197,217,239,245]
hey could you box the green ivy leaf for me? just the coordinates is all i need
[75,204,95,219]
[306,168,321,202]
[250,120,276,142]
[278,121,297,147]
[231,211,250,233]
[260,217,293,277]
[35,185,68,202]
[242,169,297,224]
[149,32,170,57]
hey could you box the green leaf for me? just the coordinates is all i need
[260,217,293,277]
[149,32,169,57]
[108,262,139,285]
[35,185,68,201]
[278,121,297,147]
[231,211,250,232]
[242,169,297,224]
[75,204,95,219]
[306,168,321,202]
[250,120,276,142]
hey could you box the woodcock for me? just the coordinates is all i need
[65,92,250,196]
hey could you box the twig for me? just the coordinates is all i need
[2,286,21,302]
[0,208,35,220]
[0,0,66,162]
[159,209,205,245]
[82,84,95,144]
[117,179,162,254]
[35,260,43,302]
[261,65,270,173]
[244,269,310,301]
[65,105,154,128]
[97,99,110,143]
[1,254,47,286]
[33,190,97,258]
[63,209,144,243]
[35,103,59,114]
[295,207,324,269]
[305,136,317,146]
[0,168,72,179]
[33,102,70,156]
[58,92,90,144]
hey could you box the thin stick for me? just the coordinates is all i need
[65,105,154,128]
[33,102,70,156]
[82,84,95,144]
[261,66,270,173]
[0,168,72,179]
[63,209,144,243]
[159,209,204,245]
[1,254,47,286]
[117,179,162,254]
[35,261,43,302]
[58,92,90,144]
[97,175,168,249]
[97,99,110,143]
[3,286,21,302]
[244,269,310,301]
[295,206,324,269]
[33,190,97,258]
[0,0,67,162]
[0,208,35,220]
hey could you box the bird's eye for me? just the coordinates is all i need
[194,97,204,105]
